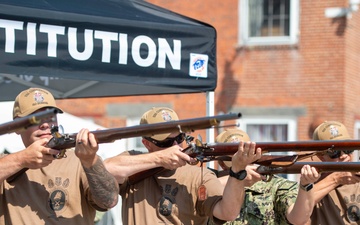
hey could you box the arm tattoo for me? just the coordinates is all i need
[83,157,119,209]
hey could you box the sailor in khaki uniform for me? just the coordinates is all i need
[309,121,360,225]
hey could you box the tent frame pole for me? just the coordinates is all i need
[206,91,215,169]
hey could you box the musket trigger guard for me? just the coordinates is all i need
[188,158,199,165]
[53,150,67,159]
[262,174,273,182]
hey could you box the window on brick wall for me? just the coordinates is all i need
[239,0,299,46]
[239,117,298,181]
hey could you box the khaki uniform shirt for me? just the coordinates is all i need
[310,183,360,225]
[0,150,104,225]
[120,151,224,225]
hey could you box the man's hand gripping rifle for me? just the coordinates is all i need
[7,113,241,183]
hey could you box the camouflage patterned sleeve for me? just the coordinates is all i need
[274,177,298,223]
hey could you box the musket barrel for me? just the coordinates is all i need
[0,108,59,135]
[48,113,242,150]
[257,162,360,175]
[203,140,360,156]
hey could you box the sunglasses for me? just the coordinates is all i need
[144,133,186,148]
[326,150,354,159]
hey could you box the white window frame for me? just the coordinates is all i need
[353,121,360,162]
[239,117,297,141]
[239,0,300,46]
[239,116,298,181]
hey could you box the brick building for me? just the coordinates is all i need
[57,0,360,150]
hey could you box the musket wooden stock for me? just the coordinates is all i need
[0,108,59,135]
[194,140,360,167]
[256,162,360,175]
[128,139,360,184]
[46,113,241,150]
[6,113,241,183]
[198,140,360,157]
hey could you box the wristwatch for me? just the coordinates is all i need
[229,167,247,181]
[300,183,314,192]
